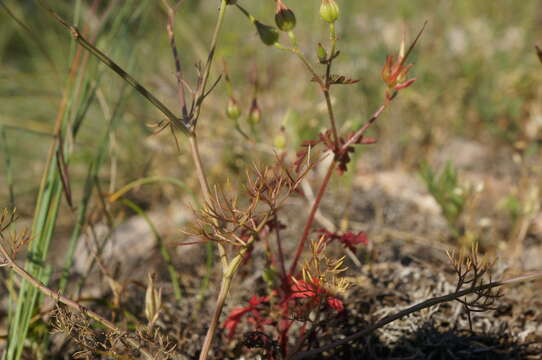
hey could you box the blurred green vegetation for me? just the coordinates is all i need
[1,0,541,211]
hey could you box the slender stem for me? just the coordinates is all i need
[193,0,229,125]
[292,271,542,360]
[188,134,228,269]
[0,243,154,360]
[274,215,287,279]
[197,214,268,360]
[163,0,188,118]
[324,23,339,147]
[286,298,323,359]
[341,96,394,151]
[323,90,339,149]
[289,160,337,277]
[198,254,242,360]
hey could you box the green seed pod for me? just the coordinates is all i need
[320,0,340,23]
[226,97,241,120]
[317,42,328,63]
[255,21,279,46]
[275,0,296,32]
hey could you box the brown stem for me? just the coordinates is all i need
[341,95,395,152]
[188,134,228,270]
[0,243,154,360]
[163,0,189,118]
[289,160,337,277]
[323,90,339,149]
[291,271,542,360]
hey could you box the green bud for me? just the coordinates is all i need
[248,98,261,125]
[255,21,279,46]
[320,0,339,23]
[226,97,241,120]
[275,0,296,32]
[317,42,328,63]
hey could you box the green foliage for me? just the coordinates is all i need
[420,161,466,229]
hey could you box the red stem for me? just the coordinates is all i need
[275,216,287,279]
[288,160,337,277]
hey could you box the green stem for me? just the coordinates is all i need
[324,23,339,147]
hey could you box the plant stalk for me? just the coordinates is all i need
[289,160,337,276]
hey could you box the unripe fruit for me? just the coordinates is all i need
[275,0,296,32]
[255,21,279,46]
[248,99,261,125]
[320,0,339,23]
[226,97,241,120]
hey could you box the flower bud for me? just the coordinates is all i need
[275,0,296,32]
[317,42,328,63]
[248,98,261,125]
[226,97,241,120]
[255,21,279,46]
[320,0,339,24]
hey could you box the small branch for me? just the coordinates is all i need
[0,242,154,360]
[273,214,287,279]
[292,271,542,359]
[341,95,394,151]
[162,0,189,120]
[324,23,339,147]
[192,0,229,127]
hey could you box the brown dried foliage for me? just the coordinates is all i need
[447,243,503,330]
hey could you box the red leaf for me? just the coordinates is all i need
[394,78,416,90]
[360,137,377,145]
[223,295,269,338]
[327,297,344,312]
[317,229,368,252]
[290,280,318,299]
